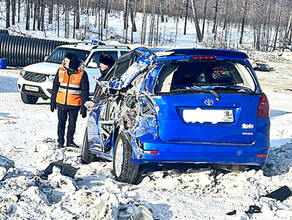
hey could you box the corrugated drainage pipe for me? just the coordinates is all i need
[0,34,69,67]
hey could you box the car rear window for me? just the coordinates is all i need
[154,60,256,94]
[46,48,90,64]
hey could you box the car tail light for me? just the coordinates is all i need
[189,56,215,60]
[257,93,269,118]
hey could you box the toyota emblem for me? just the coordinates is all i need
[204,99,214,106]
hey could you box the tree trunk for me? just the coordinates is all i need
[33,2,36,30]
[202,0,208,38]
[283,9,292,48]
[6,0,10,28]
[48,0,53,25]
[148,0,155,46]
[25,0,30,30]
[37,0,41,30]
[40,0,45,31]
[11,0,15,25]
[155,8,160,45]
[76,0,80,29]
[57,4,60,37]
[130,0,137,43]
[265,0,272,51]
[64,4,70,38]
[104,0,109,29]
[212,0,219,34]
[17,0,20,23]
[190,0,203,42]
[140,0,147,44]
[123,0,129,43]
[73,5,76,38]
[183,0,189,35]
[273,0,283,51]
[239,0,247,45]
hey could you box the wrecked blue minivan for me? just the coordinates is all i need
[81,47,270,183]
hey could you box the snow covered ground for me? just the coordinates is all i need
[0,54,292,219]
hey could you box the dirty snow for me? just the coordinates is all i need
[0,54,292,219]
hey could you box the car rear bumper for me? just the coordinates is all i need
[132,134,269,166]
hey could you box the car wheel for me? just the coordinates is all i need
[113,133,139,184]
[81,128,95,164]
[21,93,38,104]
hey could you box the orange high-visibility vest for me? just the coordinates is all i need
[56,67,84,106]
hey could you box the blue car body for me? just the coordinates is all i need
[85,47,270,168]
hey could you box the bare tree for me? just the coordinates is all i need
[239,0,248,44]
[273,0,284,51]
[6,0,10,28]
[140,0,147,44]
[183,0,189,35]
[25,0,30,30]
[190,0,203,42]
[202,0,208,38]
[130,0,137,43]
[64,3,70,38]
[11,0,16,25]
[123,0,129,43]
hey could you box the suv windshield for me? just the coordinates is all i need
[46,48,90,64]
[154,60,256,94]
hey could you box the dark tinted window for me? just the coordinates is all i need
[88,51,118,67]
[121,51,130,56]
[154,61,254,94]
[46,48,90,64]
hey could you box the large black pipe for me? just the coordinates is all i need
[0,29,9,35]
[0,34,69,67]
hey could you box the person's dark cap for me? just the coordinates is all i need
[64,52,79,71]
[64,52,78,61]
[99,53,115,67]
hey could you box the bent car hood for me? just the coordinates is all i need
[23,62,61,75]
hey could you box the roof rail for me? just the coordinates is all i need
[91,45,131,50]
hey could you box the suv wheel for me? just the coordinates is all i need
[81,128,95,164]
[21,93,38,104]
[113,133,138,184]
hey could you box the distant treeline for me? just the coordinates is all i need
[4,0,292,51]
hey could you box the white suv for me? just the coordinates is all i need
[17,44,130,104]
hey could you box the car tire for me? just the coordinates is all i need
[113,132,139,184]
[21,93,38,104]
[81,128,95,164]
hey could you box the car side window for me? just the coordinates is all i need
[89,51,118,67]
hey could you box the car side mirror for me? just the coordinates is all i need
[87,61,98,68]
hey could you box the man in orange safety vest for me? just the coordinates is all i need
[50,52,89,148]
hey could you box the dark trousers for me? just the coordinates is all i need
[57,104,80,145]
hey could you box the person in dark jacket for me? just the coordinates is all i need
[50,52,89,148]
[99,53,115,81]
[92,53,115,100]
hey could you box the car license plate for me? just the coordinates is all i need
[24,85,39,92]
[183,108,234,124]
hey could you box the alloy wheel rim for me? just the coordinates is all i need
[115,139,124,176]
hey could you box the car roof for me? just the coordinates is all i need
[133,47,248,60]
[57,44,130,52]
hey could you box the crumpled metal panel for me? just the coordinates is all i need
[110,53,154,90]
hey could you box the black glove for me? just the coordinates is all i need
[80,105,87,118]
[50,99,56,112]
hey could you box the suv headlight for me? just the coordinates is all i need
[19,70,26,77]
[46,74,55,82]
